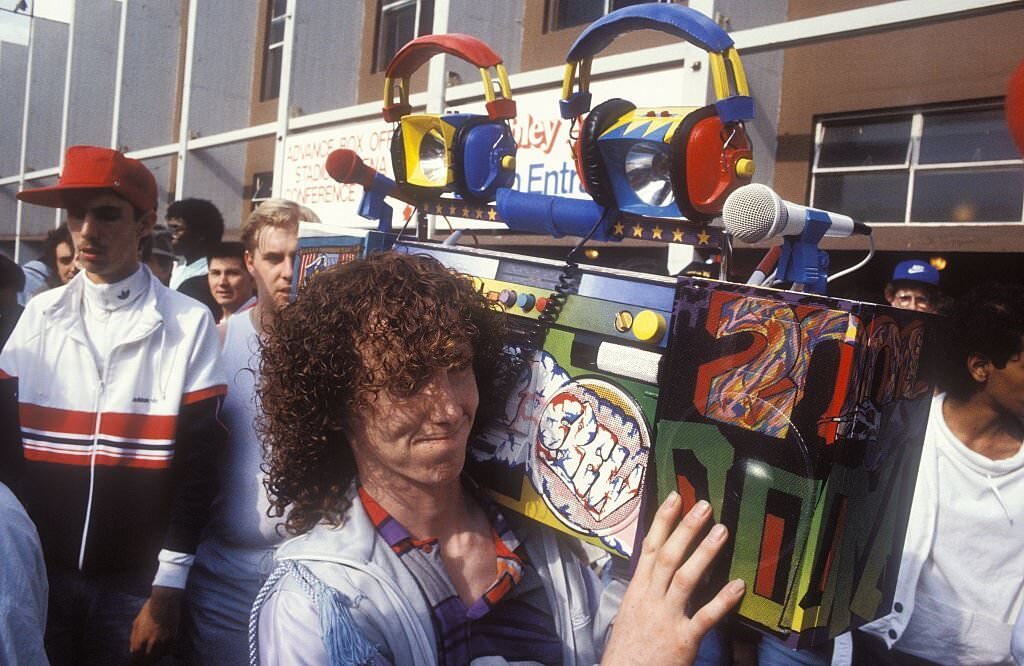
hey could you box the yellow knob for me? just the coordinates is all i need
[632,310,666,343]
[735,157,755,178]
[501,155,516,170]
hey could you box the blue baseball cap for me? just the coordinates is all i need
[891,260,939,286]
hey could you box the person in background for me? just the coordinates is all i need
[166,197,223,318]
[884,259,945,314]
[207,241,255,324]
[179,200,299,663]
[252,252,744,665]
[18,223,77,303]
[0,254,25,349]
[0,145,227,664]
[142,225,175,287]
[841,283,1024,665]
[0,481,48,665]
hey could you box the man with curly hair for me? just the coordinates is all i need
[251,251,745,665]
[179,199,300,663]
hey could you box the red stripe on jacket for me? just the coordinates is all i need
[24,447,173,470]
[20,403,178,440]
[182,384,227,406]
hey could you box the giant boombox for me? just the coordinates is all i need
[293,232,936,648]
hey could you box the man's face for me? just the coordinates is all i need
[346,366,479,490]
[167,216,197,257]
[208,256,254,314]
[978,340,1024,419]
[55,240,78,284]
[66,192,153,284]
[245,225,297,312]
[888,285,937,313]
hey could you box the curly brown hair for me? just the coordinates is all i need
[258,250,510,535]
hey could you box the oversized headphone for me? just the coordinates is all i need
[560,4,755,222]
[384,34,517,203]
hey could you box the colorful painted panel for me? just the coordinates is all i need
[655,277,936,647]
[290,230,396,297]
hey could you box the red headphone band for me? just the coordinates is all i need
[383,34,514,122]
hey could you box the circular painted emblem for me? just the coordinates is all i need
[530,377,650,537]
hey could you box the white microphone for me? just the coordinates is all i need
[722,184,871,243]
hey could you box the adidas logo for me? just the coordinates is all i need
[117,289,130,300]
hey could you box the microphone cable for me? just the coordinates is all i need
[827,232,875,283]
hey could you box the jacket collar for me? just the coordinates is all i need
[44,265,165,345]
[276,483,378,564]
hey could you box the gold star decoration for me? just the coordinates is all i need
[651,225,663,240]
[697,230,711,245]
[448,204,458,215]
[462,206,471,217]
[487,208,497,221]
[613,222,625,236]
[672,228,684,242]
[632,224,644,238]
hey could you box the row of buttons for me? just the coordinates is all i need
[492,288,548,313]
[486,288,668,343]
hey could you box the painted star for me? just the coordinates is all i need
[613,222,625,236]
[697,230,711,245]
[462,206,471,217]
[487,208,497,220]
[651,225,663,240]
[632,224,644,238]
[672,228,684,242]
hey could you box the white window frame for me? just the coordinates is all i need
[809,100,1024,224]
[375,0,430,73]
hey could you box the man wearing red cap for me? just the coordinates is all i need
[0,145,227,664]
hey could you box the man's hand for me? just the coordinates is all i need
[129,585,183,663]
[602,492,745,666]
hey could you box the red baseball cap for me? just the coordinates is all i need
[17,145,158,212]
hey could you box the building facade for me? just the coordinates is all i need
[1,0,1022,296]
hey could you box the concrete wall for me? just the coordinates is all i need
[24,19,68,173]
[182,1,260,226]
[117,0,182,151]
[290,0,366,116]
[65,0,119,147]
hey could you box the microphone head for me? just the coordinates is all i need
[325,149,374,188]
[722,183,785,243]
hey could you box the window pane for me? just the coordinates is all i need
[818,117,911,168]
[552,0,603,30]
[377,4,416,71]
[417,0,434,38]
[911,168,1024,222]
[261,47,282,101]
[814,172,909,223]
[271,0,287,18]
[919,108,1019,164]
[269,17,285,45]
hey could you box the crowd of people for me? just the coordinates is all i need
[1,144,1022,666]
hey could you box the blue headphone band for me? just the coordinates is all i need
[565,4,734,62]
[560,4,751,121]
